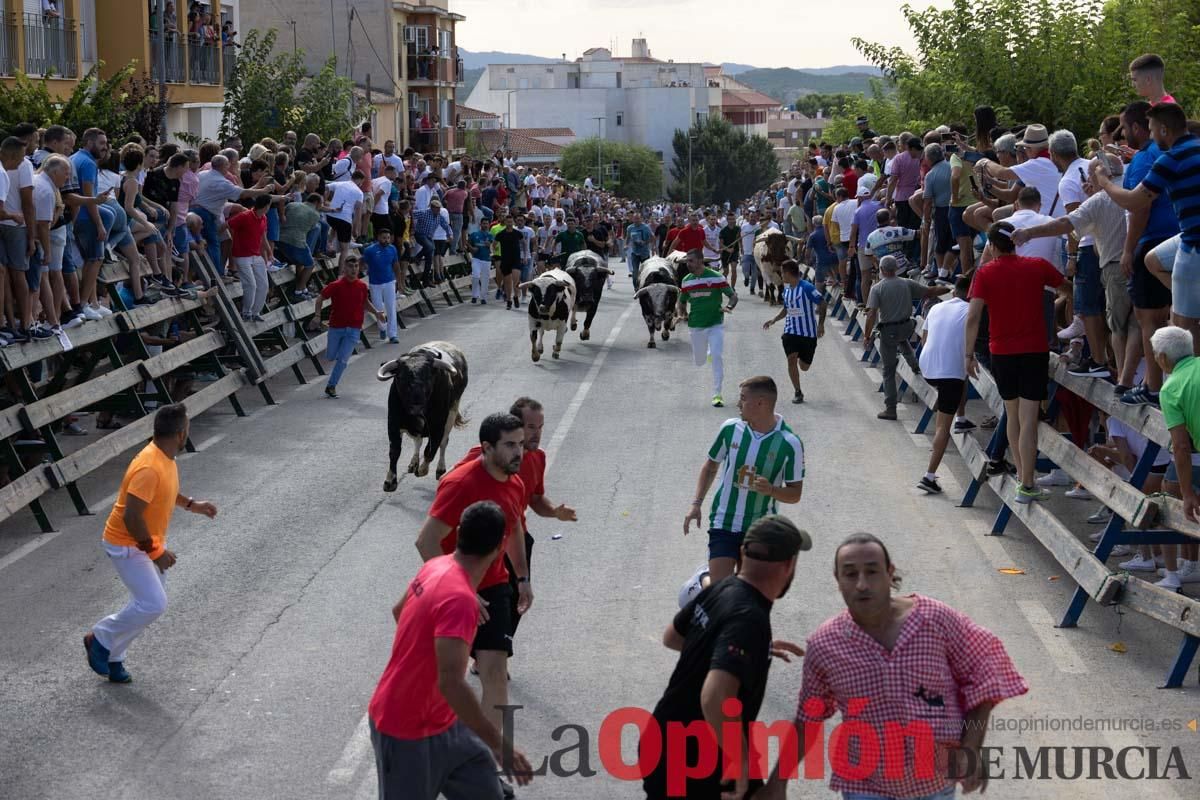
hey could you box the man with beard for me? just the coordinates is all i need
[643,515,810,800]
[415,413,531,799]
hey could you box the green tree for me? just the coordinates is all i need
[220,29,307,144]
[289,57,364,142]
[559,138,664,201]
[0,63,164,143]
[792,92,854,118]
[668,116,777,205]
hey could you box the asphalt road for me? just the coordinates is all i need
[0,263,1196,800]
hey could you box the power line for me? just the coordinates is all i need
[351,5,405,95]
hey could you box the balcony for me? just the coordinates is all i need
[22,12,78,79]
[1,14,16,75]
[148,29,186,84]
[188,36,220,85]
[222,45,236,84]
[404,49,463,84]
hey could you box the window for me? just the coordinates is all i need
[495,78,506,89]
[438,30,451,53]
[616,72,622,88]
[616,113,623,126]
[404,26,429,51]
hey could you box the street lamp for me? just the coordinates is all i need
[503,90,516,151]
[591,115,605,189]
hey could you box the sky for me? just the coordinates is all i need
[451,0,951,69]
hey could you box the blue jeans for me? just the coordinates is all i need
[415,233,436,279]
[449,213,464,253]
[307,219,329,256]
[266,206,280,245]
[325,327,359,387]
[73,202,116,262]
[193,207,224,276]
[741,253,758,292]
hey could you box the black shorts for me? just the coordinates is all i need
[435,240,449,256]
[990,352,1050,402]
[928,377,966,414]
[933,206,953,255]
[896,202,921,230]
[782,333,817,363]
[370,213,391,234]
[470,582,513,658]
[498,261,519,276]
[1128,236,1172,310]
[505,530,535,643]
[328,217,352,242]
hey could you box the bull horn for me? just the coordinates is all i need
[518,281,534,290]
[594,266,614,275]
[633,287,650,299]
[377,360,401,381]
[431,358,457,375]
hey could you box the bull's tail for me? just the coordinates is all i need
[454,412,468,429]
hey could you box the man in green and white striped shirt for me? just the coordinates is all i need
[684,376,805,582]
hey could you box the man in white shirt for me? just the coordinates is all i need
[976,124,1063,217]
[414,173,438,212]
[831,187,859,284]
[739,208,762,292]
[369,172,394,235]
[917,275,972,494]
[702,211,722,266]
[514,214,535,291]
[584,176,594,191]
[325,171,364,261]
[372,140,404,178]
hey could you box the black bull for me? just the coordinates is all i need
[378,342,468,491]
[565,251,613,341]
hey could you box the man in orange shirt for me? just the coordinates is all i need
[85,405,218,683]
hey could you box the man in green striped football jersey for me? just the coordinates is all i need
[683,375,805,582]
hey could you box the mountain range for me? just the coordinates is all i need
[456,49,882,105]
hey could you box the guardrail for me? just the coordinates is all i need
[826,287,1199,688]
[0,250,477,536]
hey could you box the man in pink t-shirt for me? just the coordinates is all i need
[368,501,533,799]
[1129,53,1175,105]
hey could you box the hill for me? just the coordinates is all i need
[735,68,882,104]
[458,49,560,70]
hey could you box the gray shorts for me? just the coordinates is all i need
[0,224,29,270]
[1101,259,1138,336]
[371,719,502,800]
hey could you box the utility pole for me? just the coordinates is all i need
[155,0,167,144]
[592,115,604,189]
[289,19,298,55]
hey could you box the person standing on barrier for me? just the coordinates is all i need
[864,255,948,421]
[363,226,402,344]
[228,194,272,321]
[1149,326,1200,590]
[965,221,1065,505]
[756,533,1028,800]
[313,255,386,398]
[84,404,218,684]
[917,276,972,493]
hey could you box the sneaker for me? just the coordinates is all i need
[877,408,898,421]
[513,298,520,308]
[324,385,338,398]
[917,476,942,494]
[1067,359,1111,379]
[81,306,103,321]
[1087,507,1113,524]
[1155,572,1182,591]
[953,418,976,432]
[471,298,478,304]
[481,299,487,305]
[389,337,399,344]
[1112,384,1132,396]
[29,326,53,340]
[792,390,803,404]
[1065,486,1092,500]
[1118,555,1157,571]
[62,314,84,330]
[506,301,512,310]
[93,304,113,317]
[1057,316,1085,340]
[1035,469,1073,487]
[1120,385,1159,406]
[1014,484,1050,504]
[84,632,109,676]
[62,422,87,436]
[107,661,132,684]
[980,415,999,429]
[251,314,265,322]
[379,330,387,341]
[1178,561,1200,584]
[133,296,156,306]
[712,394,724,408]
[1109,545,1133,558]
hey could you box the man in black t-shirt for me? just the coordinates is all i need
[643,516,810,800]
[587,213,609,257]
[494,217,525,310]
[141,154,188,273]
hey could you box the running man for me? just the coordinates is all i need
[85,404,218,683]
[368,501,534,800]
[763,259,826,404]
[684,376,805,583]
[415,413,530,799]
[917,276,972,494]
[677,249,738,407]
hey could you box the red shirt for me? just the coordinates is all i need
[841,170,858,199]
[227,210,267,259]
[672,225,705,253]
[968,254,1064,355]
[429,458,525,589]
[320,277,369,329]
[367,555,479,740]
[461,445,545,524]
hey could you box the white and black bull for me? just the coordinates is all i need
[565,250,613,341]
[753,229,790,305]
[378,342,468,490]
[521,268,576,362]
[634,257,680,349]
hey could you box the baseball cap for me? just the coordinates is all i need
[742,515,812,562]
[856,184,870,198]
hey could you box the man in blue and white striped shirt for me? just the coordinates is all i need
[763,260,826,403]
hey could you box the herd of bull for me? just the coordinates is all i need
[373,229,799,488]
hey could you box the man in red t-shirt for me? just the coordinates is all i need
[368,501,533,799]
[457,397,577,654]
[228,194,272,321]
[416,412,529,790]
[670,212,707,254]
[964,221,1065,505]
[312,256,385,398]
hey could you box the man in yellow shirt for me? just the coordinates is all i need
[85,404,218,683]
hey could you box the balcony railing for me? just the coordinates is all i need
[23,12,77,79]
[149,29,186,84]
[405,50,461,83]
[0,14,16,76]
[409,124,454,154]
[188,35,219,85]
[222,45,236,84]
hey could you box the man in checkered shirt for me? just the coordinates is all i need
[758,533,1027,800]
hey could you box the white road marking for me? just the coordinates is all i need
[0,531,64,573]
[1017,599,1090,674]
[325,296,634,786]
[193,432,227,451]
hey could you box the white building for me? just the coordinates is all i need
[464,39,719,184]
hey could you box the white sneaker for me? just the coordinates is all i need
[94,304,113,317]
[1057,316,1085,340]
[1109,545,1133,558]
[1119,556,1157,571]
[1090,530,1105,542]
[1179,561,1200,584]
[62,315,84,330]
[1155,572,1182,591]
[1036,469,1072,487]
[81,306,103,321]
[1065,486,1092,500]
